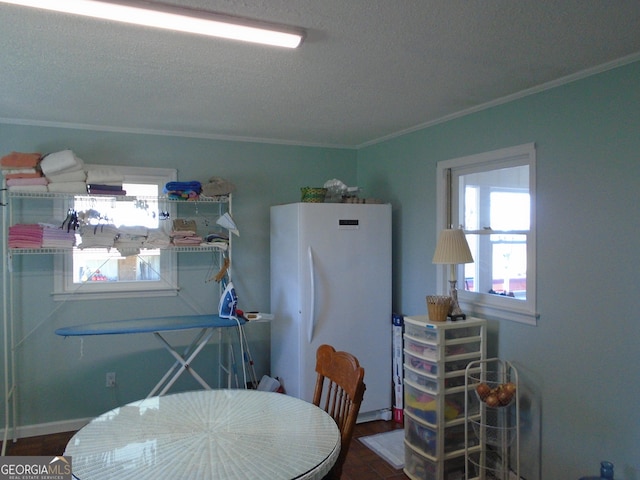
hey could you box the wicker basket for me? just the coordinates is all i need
[300,187,327,203]
[426,295,451,322]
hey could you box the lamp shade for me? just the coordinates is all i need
[432,229,473,264]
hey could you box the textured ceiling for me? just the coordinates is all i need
[1,1,640,148]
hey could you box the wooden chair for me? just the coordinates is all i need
[313,344,366,480]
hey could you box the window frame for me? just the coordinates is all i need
[436,143,538,325]
[53,165,178,301]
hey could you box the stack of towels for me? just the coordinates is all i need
[1,152,47,192]
[8,224,44,248]
[86,168,126,195]
[8,223,76,249]
[77,224,120,250]
[164,181,202,200]
[2,150,128,196]
[171,218,203,246]
[201,177,235,198]
[113,225,148,256]
[41,150,87,193]
[141,229,172,249]
[42,224,77,249]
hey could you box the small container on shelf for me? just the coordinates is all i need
[404,380,438,424]
[404,321,438,342]
[405,379,466,424]
[404,316,483,342]
[405,350,439,375]
[404,366,439,393]
[405,336,438,359]
[406,415,480,458]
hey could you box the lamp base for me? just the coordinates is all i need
[448,279,466,321]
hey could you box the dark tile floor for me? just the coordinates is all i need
[2,420,410,479]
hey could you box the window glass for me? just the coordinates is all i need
[460,166,529,300]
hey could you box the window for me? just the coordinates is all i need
[436,143,538,324]
[53,166,177,300]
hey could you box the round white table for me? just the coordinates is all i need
[65,389,340,480]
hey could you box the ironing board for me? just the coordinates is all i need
[55,314,246,397]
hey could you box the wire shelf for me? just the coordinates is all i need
[7,191,229,203]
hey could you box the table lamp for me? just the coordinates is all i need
[432,228,474,320]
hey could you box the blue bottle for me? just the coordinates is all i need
[600,462,614,479]
[579,461,614,479]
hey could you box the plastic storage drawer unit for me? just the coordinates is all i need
[402,316,487,480]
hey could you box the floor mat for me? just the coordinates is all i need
[359,429,405,469]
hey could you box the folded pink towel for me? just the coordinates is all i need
[6,177,48,186]
[8,224,43,248]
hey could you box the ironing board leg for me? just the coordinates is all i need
[147,328,215,398]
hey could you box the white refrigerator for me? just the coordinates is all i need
[270,202,392,421]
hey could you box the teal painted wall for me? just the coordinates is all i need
[0,126,357,425]
[357,60,640,479]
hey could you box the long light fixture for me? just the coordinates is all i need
[1,0,305,48]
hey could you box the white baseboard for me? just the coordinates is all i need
[1,417,91,441]
[357,408,392,423]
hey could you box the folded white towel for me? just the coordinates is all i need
[86,168,124,184]
[77,224,119,249]
[143,229,172,248]
[46,169,87,183]
[40,150,84,176]
[47,182,87,193]
[118,225,149,237]
[8,184,48,193]
[1,167,38,174]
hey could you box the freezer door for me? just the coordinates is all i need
[271,203,392,415]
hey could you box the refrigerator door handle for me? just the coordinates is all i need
[307,246,316,343]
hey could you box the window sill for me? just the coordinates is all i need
[52,287,178,302]
[459,299,539,326]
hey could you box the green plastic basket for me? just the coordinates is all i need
[300,187,327,203]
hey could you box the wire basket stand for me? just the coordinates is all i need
[465,358,520,479]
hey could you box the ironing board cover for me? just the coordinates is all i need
[55,314,244,336]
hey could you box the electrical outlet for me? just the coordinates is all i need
[106,372,116,388]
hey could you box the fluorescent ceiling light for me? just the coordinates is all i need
[1,0,305,48]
